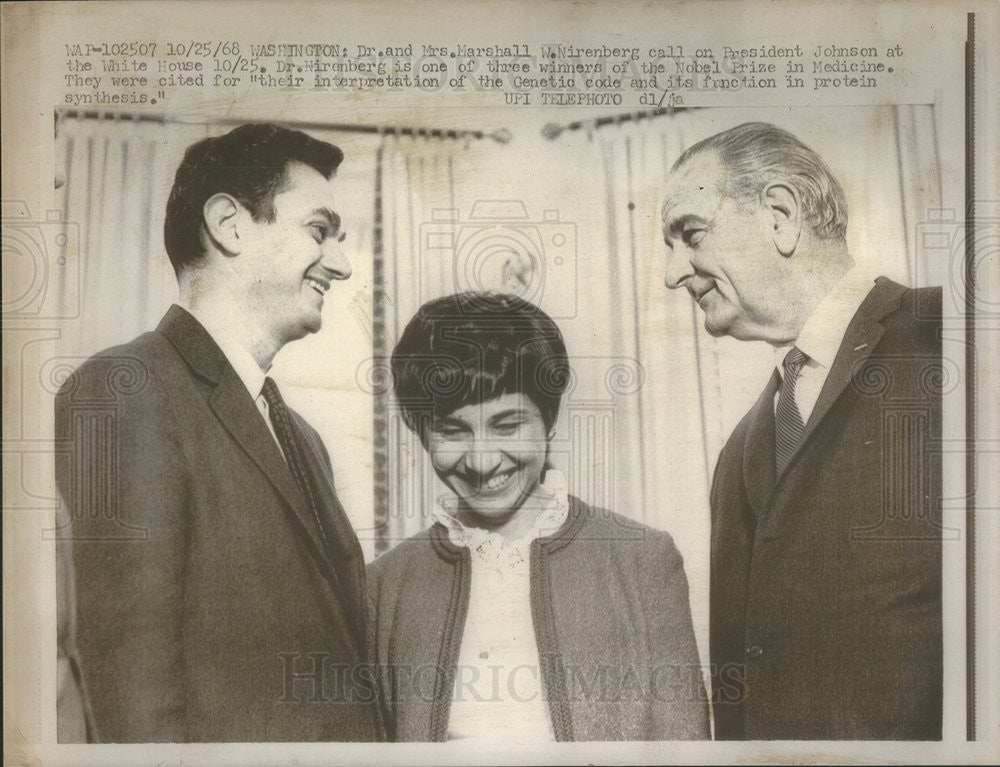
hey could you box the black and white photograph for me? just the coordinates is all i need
[2,1,998,765]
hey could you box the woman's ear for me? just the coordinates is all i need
[202,193,242,256]
[762,182,802,257]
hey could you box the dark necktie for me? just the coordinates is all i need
[775,347,808,476]
[261,377,331,554]
[261,377,369,653]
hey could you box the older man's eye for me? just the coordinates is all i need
[683,229,705,246]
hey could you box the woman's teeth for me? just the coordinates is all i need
[482,471,513,491]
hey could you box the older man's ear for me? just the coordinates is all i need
[762,182,802,257]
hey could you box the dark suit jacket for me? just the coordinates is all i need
[710,278,942,740]
[54,305,381,742]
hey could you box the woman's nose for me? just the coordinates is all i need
[465,444,503,475]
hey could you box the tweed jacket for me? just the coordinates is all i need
[368,496,710,741]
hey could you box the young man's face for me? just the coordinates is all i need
[660,152,790,343]
[235,161,351,347]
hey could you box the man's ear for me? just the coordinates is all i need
[202,193,243,256]
[762,183,802,257]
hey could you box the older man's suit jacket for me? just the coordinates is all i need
[54,305,380,742]
[710,278,942,740]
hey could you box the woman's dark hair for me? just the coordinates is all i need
[391,292,570,436]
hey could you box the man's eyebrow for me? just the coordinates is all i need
[310,207,345,241]
[663,213,710,241]
[667,213,709,232]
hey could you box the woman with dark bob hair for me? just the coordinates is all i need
[367,292,709,742]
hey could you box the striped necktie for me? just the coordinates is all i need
[775,347,808,476]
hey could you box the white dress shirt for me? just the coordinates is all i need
[774,268,880,424]
[183,306,284,455]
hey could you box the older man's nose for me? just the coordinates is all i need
[663,247,692,290]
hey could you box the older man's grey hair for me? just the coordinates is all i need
[672,122,849,240]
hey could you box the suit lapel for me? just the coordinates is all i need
[742,370,779,518]
[219,392,363,657]
[207,371,331,557]
[781,278,905,478]
[157,307,349,597]
[292,415,368,647]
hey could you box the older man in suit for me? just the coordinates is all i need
[661,122,942,739]
[55,124,381,742]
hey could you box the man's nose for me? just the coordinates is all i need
[465,443,503,476]
[663,245,693,290]
[320,238,352,281]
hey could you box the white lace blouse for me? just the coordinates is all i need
[430,472,570,743]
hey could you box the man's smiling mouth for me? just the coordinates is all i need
[692,284,715,304]
[305,277,330,295]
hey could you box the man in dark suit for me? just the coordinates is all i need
[661,122,942,739]
[55,124,381,742]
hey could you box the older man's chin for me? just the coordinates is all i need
[703,320,731,339]
[697,304,733,338]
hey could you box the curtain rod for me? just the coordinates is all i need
[54,108,512,144]
[541,105,694,140]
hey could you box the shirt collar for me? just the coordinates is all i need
[775,266,879,374]
[432,470,570,555]
[184,306,269,400]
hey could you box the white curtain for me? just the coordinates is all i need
[56,116,203,357]
[375,136,484,549]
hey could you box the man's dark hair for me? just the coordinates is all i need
[391,292,571,437]
[672,122,848,240]
[164,123,344,275]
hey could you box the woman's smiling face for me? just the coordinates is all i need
[425,392,550,527]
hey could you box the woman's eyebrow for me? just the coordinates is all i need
[489,409,529,421]
[432,415,468,427]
